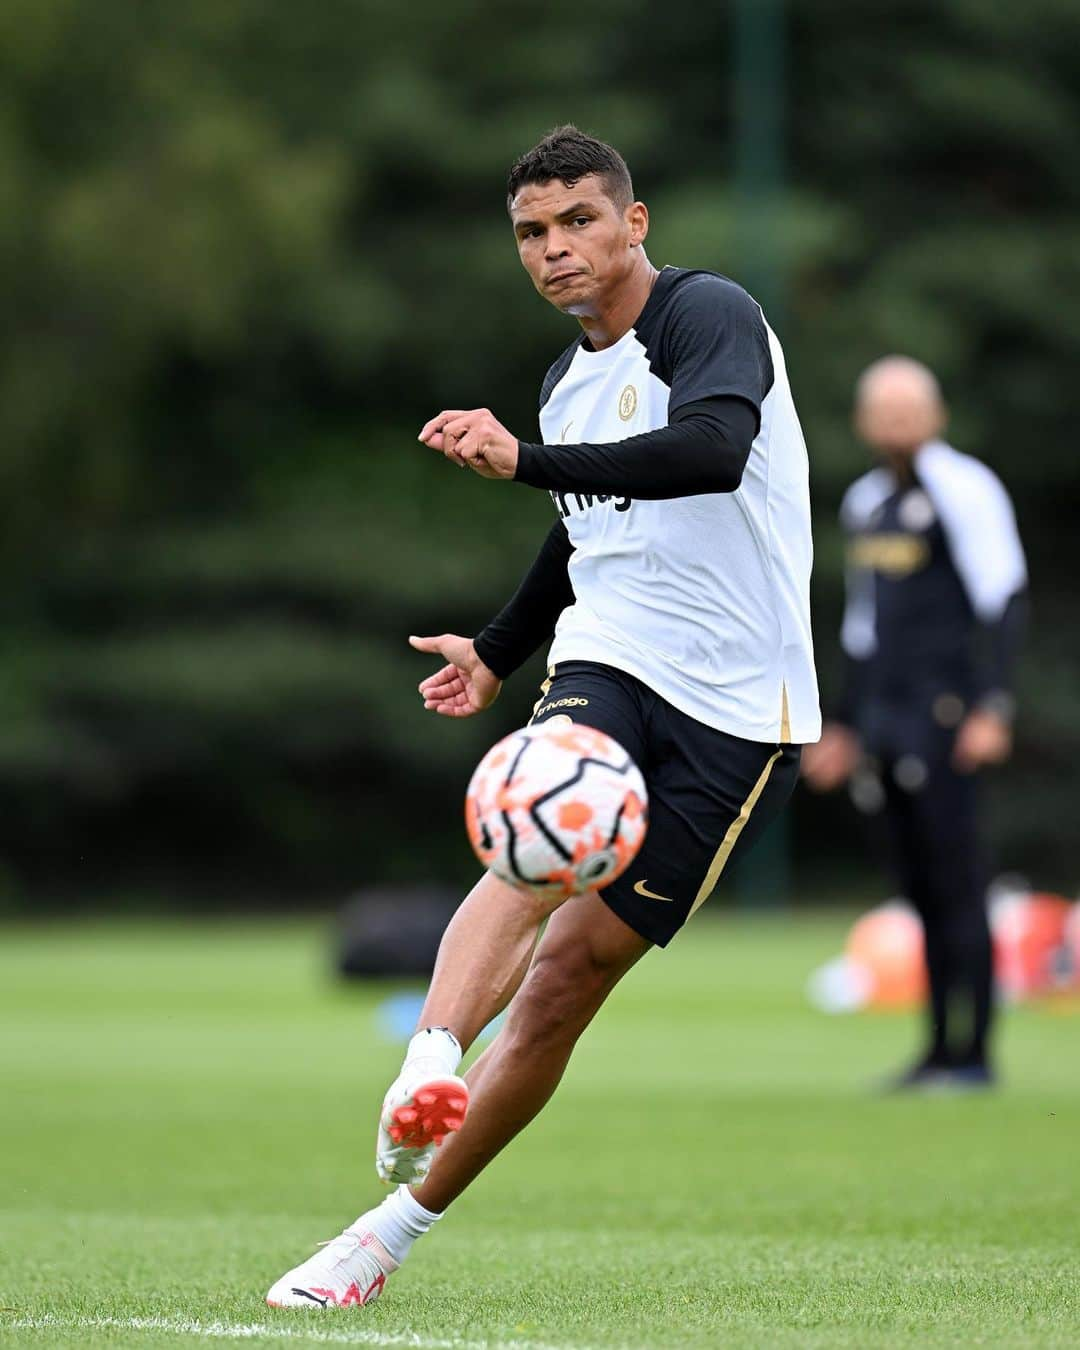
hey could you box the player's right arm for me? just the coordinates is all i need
[408,632,502,718]
[410,520,574,717]
[473,519,573,675]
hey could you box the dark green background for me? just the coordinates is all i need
[2,0,1077,909]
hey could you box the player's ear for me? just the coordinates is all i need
[626,200,649,247]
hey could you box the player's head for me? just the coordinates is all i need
[854,355,947,458]
[507,125,649,316]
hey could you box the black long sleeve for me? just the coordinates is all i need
[514,396,758,500]
[473,521,574,680]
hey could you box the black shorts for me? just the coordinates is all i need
[529,661,800,946]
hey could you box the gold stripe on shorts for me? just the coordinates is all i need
[531,665,556,720]
[688,748,783,918]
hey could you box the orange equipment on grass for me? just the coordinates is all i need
[845,901,928,1008]
[990,891,1072,999]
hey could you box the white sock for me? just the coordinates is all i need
[353,1185,443,1266]
[403,1026,462,1078]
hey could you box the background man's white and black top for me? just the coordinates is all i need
[475,266,820,745]
[837,440,1028,732]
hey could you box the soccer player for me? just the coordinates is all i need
[802,356,1027,1089]
[267,125,820,1309]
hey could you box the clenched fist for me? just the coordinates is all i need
[418,408,520,480]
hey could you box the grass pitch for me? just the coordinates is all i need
[1,912,1077,1348]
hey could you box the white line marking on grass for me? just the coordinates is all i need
[2,1312,572,1350]
[2,1315,444,1345]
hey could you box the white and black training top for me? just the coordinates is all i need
[527,265,820,745]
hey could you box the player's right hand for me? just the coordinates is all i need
[409,633,502,717]
[801,722,861,792]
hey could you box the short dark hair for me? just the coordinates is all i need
[506,125,634,213]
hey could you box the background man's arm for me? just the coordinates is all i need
[952,587,1028,770]
[802,484,870,790]
[971,588,1027,723]
[918,446,1028,768]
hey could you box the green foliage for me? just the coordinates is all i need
[1,0,1078,902]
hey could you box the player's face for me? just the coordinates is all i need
[510,176,646,316]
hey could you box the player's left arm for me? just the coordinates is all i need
[418,278,771,497]
[419,399,756,496]
[514,396,757,498]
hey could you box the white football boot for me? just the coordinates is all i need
[376,1067,469,1185]
[266,1225,398,1309]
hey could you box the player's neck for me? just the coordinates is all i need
[576,256,660,351]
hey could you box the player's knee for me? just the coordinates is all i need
[504,940,613,1050]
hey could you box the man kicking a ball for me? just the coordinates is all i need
[267,125,820,1310]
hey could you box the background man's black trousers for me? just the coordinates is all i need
[857,704,993,1067]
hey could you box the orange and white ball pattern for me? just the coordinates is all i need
[465,722,648,901]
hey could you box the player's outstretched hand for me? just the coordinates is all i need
[409,633,502,717]
[418,409,519,480]
[801,722,861,792]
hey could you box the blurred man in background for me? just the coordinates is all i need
[803,357,1027,1089]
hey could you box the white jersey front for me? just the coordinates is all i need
[539,266,820,744]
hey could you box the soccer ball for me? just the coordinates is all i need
[465,721,648,900]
